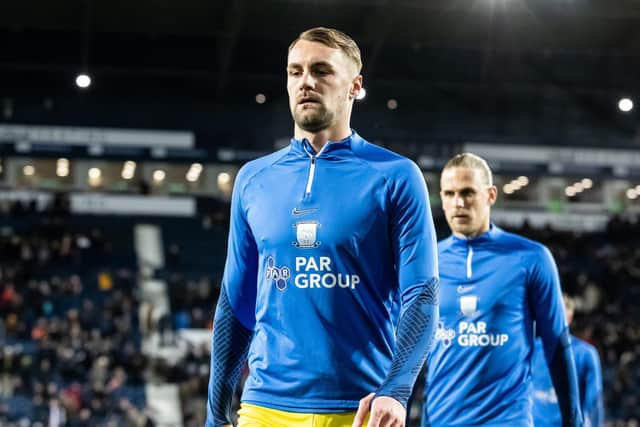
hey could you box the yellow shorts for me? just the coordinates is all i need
[237,403,370,427]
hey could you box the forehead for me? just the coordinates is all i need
[287,39,351,69]
[440,167,485,189]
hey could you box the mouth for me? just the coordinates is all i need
[452,213,470,220]
[298,97,321,106]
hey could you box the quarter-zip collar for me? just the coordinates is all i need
[448,224,501,278]
[290,131,364,197]
[289,130,359,159]
[450,223,501,247]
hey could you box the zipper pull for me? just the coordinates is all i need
[466,244,473,279]
[305,155,316,195]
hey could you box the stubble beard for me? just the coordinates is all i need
[294,104,334,134]
[448,215,474,237]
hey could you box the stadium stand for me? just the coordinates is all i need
[0,191,639,425]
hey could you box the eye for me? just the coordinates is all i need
[288,69,301,77]
[311,65,333,76]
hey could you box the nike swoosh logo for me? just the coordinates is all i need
[292,207,318,216]
[457,285,474,293]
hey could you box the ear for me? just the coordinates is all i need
[488,185,498,206]
[349,74,363,100]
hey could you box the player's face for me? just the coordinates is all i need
[287,39,361,134]
[440,166,497,238]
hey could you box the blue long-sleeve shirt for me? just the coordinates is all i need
[206,131,439,425]
[423,225,580,426]
[533,336,603,427]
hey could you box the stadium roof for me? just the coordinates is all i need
[1,1,638,151]
[2,0,639,97]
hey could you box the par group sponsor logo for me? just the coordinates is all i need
[266,255,360,291]
[435,320,510,348]
[293,256,360,289]
[457,321,509,347]
[265,256,290,291]
[435,321,455,348]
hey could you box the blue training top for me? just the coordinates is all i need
[423,225,570,427]
[221,131,439,412]
[532,336,603,427]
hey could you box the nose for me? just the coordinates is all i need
[454,194,465,207]
[299,70,316,91]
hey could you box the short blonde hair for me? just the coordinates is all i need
[289,27,362,73]
[443,153,493,187]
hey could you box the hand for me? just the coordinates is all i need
[352,393,406,427]
[352,393,375,427]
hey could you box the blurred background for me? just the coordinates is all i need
[0,0,639,426]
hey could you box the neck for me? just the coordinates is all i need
[453,222,491,239]
[294,123,351,154]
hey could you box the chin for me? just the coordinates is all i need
[450,225,471,236]
[296,114,332,134]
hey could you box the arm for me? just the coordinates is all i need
[206,167,258,427]
[206,288,253,427]
[354,161,439,427]
[375,279,439,406]
[582,345,604,427]
[377,161,439,406]
[547,329,582,427]
[529,247,582,427]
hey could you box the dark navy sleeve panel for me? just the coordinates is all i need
[223,148,291,330]
[575,338,604,427]
[206,287,253,427]
[548,329,583,427]
[376,279,439,407]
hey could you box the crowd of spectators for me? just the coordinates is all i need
[0,197,150,426]
[1,194,639,426]
[520,216,640,423]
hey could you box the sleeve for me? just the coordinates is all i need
[375,161,439,407]
[206,288,253,427]
[582,345,604,427]
[218,167,259,330]
[206,167,259,427]
[528,246,582,427]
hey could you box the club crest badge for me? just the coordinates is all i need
[292,221,321,249]
[459,295,478,316]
